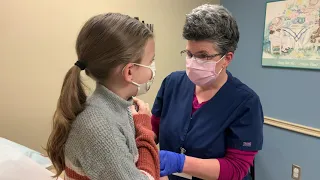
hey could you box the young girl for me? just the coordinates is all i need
[46,13,159,180]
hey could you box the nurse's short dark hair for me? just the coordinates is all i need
[183,4,240,54]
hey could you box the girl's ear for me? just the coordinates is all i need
[122,63,135,82]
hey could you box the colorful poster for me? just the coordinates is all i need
[262,0,320,70]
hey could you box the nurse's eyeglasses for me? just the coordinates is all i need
[180,50,223,61]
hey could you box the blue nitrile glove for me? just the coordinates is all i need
[159,150,186,177]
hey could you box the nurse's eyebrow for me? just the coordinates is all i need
[186,50,209,54]
[194,50,209,54]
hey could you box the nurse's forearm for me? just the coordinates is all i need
[183,156,220,180]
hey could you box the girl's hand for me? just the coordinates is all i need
[130,97,151,117]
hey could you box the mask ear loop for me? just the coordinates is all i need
[122,62,155,88]
[131,81,141,87]
[216,55,226,75]
[132,62,156,81]
[217,55,226,63]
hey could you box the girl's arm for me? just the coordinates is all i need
[134,114,160,180]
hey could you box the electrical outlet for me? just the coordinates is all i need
[291,164,301,180]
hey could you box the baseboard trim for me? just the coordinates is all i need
[264,116,320,138]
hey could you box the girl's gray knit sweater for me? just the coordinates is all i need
[64,84,152,180]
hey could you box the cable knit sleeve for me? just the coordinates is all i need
[134,114,160,180]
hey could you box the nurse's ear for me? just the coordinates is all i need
[223,52,234,68]
[122,63,135,82]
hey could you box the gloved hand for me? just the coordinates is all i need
[159,150,186,177]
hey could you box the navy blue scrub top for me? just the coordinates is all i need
[152,71,264,180]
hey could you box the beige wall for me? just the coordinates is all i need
[0,0,219,152]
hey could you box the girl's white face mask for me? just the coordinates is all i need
[131,61,156,96]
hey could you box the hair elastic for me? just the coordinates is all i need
[75,60,87,70]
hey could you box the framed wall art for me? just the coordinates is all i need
[262,0,320,70]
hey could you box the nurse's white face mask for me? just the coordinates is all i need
[131,61,156,96]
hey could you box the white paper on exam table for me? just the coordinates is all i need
[0,137,52,168]
[0,143,62,180]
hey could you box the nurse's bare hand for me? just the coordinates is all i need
[131,97,151,117]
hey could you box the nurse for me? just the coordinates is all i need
[152,4,264,180]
